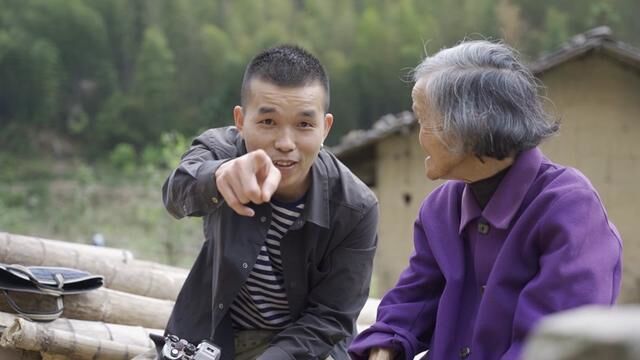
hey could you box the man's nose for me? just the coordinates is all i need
[275,129,296,152]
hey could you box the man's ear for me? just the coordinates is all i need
[233,106,244,133]
[323,113,334,140]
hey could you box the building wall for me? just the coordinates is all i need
[373,131,441,295]
[371,53,640,303]
[538,53,640,303]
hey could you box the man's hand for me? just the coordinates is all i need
[369,347,395,360]
[215,149,281,216]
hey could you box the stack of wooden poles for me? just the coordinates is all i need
[0,232,381,359]
[0,232,188,360]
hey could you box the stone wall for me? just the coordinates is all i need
[523,306,640,360]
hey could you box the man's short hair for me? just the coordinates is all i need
[241,45,330,111]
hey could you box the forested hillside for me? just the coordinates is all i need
[2,0,637,158]
[1,0,637,267]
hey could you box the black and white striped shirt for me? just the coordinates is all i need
[230,199,304,329]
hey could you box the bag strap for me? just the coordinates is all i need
[1,266,67,322]
[7,264,65,295]
[2,290,64,321]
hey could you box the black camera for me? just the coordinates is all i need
[162,334,221,360]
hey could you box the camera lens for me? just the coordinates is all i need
[185,344,196,355]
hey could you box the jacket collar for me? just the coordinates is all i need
[458,147,543,234]
[301,151,331,229]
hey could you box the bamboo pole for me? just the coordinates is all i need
[0,346,41,360]
[0,288,173,329]
[0,312,162,348]
[0,318,150,360]
[0,233,133,265]
[130,259,189,277]
[357,298,381,327]
[0,232,187,301]
[40,355,65,360]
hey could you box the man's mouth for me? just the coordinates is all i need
[273,160,297,169]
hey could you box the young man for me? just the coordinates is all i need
[159,45,378,360]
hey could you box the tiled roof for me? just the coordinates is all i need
[530,26,640,74]
[330,111,416,157]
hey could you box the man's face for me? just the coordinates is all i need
[234,78,333,202]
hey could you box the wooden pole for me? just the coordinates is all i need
[0,318,150,360]
[0,233,133,264]
[357,298,381,327]
[130,259,189,277]
[0,346,41,360]
[0,312,162,348]
[40,355,65,360]
[0,288,173,329]
[0,232,187,301]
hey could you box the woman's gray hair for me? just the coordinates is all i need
[413,40,559,159]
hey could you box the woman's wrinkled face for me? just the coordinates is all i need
[412,78,474,181]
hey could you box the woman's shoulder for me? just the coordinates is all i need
[523,160,612,228]
[535,160,600,201]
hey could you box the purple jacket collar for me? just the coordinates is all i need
[459,148,543,234]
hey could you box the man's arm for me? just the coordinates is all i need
[258,203,379,360]
[162,141,226,219]
[162,128,280,218]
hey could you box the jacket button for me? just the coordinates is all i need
[211,197,219,204]
[477,222,490,234]
[218,303,224,310]
[260,216,267,223]
[242,262,248,269]
[459,346,471,359]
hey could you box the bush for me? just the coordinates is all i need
[108,143,136,175]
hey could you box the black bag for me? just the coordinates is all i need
[0,263,104,321]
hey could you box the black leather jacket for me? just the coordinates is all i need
[161,127,378,360]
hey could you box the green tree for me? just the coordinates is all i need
[542,7,570,51]
[2,0,640,156]
[131,27,176,139]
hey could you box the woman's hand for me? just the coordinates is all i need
[369,347,395,360]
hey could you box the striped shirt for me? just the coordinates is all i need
[230,199,304,329]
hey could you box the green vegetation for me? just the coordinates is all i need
[0,132,204,266]
[2,0,637,152]
[1,0,637,265]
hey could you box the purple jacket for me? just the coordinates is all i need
[349,148,622,360]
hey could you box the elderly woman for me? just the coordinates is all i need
[348,40,622,360]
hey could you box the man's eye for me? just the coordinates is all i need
[260,119,274,125]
